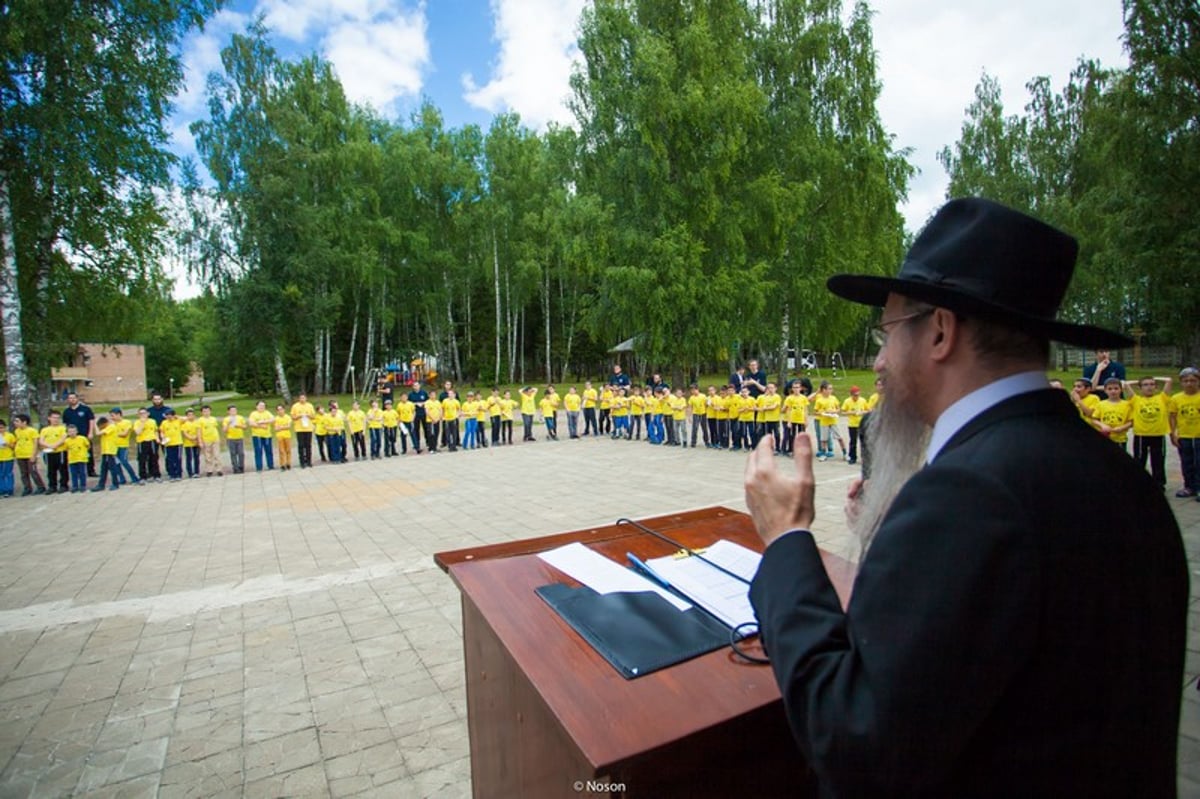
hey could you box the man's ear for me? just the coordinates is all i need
[928,308,960,363]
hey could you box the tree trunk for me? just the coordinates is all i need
[543,268,551,383]
[493,227,502,387]
[314,330,324,396]
[0,173,32,419]
[444,273,461,382]
[363,306,375,377]
[275,344,292,404]
[323,328,332,395]
[340,305,359,395]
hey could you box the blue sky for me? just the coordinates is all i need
[170,0,1128,233]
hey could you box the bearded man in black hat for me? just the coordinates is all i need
[743,198,1186,797]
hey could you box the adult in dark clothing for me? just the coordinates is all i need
[743,198,1186,798]
[1083,349,1126,397]
[785,373,814,396]
[407,382,429,453]
[743,359,767,397]
[645,373,668,392]
[728,366,745,392]
[61,393,97,476]
[607,364,631,389]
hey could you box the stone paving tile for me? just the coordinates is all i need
[0,430,1195,796]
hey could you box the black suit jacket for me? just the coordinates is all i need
[750,389,1187,797]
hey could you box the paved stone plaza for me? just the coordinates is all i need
[0,433,1197,797]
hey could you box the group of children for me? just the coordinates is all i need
[0,377,884,497]
[1066,366,1200,499]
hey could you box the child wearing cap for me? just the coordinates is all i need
[1171,367,1200,499]
[842,386,870,465]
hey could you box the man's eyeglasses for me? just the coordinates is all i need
[870,309,934,347]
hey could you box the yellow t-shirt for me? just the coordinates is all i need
[501,398,517,421]
[14,427,39,459]
[461,399,478,420]
[134,419,158,445]
[709,394,727,420]
[841,396,870,428]
[313,412,327,436]
[725,396,741,420]
[670,395,688,421]
[248,410,275,438]
[383,408,401,428]
[488,396,502,418]
[1129,393,1170,437]
[813,395,841,425]
[160,418,183,447]
[521,392,537,415]
[114,419,134,448]
[539,396,557,417]
[442,398,461,421]
[66,435,90,464]
[564,393,582,412]
[325,410,346,433]
[424,401,442,423]
[0,431,14,462]
[583,388,598,408]
[367,408,384,429]
[398,402,417,424]
[1096,399,1133,444]
[274,413,292,438]
[867,392,882,411]
[630,395,646,416]
[291,402,316,432]
[784,394,810,425]
[475,402,488,423]
[1077,394,1101,427]
[757,393,782,423]
[599,388,613,410]
[98,425,120,457]
[688,394,708,417]
[347,409,366,433]
[737,396,756,423]
[223,415,246,440]
[181,419,200,447]
[1172,391,1200,439]
[40,423,68,453]
[611,396,629,417]
[199,416,220,444]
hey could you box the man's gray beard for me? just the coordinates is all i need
[851,397,931,558]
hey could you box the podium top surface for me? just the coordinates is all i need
[436,506,854,772]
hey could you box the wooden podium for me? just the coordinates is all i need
[435,507,855,798]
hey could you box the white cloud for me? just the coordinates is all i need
[871,0,1128,231]
[463,0,586,129]
[325,10,429,110]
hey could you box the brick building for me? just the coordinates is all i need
[50,343,147,404]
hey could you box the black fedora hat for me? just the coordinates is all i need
[827,197,1133,349]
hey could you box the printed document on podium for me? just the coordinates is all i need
[645,540,761,629]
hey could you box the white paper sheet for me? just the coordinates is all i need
[538,542,692,611]
[645,540,760,629]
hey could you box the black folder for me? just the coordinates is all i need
[536,583,731,679]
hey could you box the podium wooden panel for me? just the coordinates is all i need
[435,506,855,798]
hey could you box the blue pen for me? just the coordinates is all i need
[627,552,671,589]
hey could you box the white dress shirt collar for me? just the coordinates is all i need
[925,370,1050,463]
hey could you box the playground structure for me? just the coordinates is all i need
[358,355,438,402]
[796,349,846,381]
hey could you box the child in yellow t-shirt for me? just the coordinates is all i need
[442,391,462,452]
[0,419,14,497]
[500,391,516,445]
[198,405,223,477]
[582,382,599,436]
[688,386,709,449]
[1095,378,1134,451]
[65,424,91,492]
[159,409,184,481]
[12,414,47,495]
[538,393,559,441]
[347,401,367,461]
[223,404,246,474]
[366,400,384,459]
[181,409,201,478]
[1170,366,1200,498]
[629,387,646,441]
[520,387,539,442]
[782,381,810,455]
[841,386,871,465]
[274,405,293,470]
[812,381,845,462]
[90,417,122,491]
[134,408,161,482]
[1124,375,1173,490]
[248,400,277,471]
